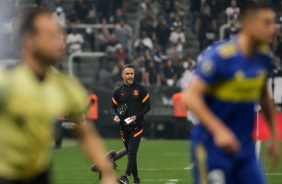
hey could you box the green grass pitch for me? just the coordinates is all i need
[52,139,282,184]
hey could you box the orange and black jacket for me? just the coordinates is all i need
[111,82,151,126]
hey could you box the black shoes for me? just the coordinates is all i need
[117,174,129,184]
[117,174,140,184]
[133,177,140,184]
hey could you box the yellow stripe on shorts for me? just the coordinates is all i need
[196,144,208,184]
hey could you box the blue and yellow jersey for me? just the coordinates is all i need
[193,37,272,149]
[0,64,87,180]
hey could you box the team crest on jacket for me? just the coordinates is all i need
[133,90,139,97]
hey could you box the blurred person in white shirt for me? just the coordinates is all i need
[67,28,84,54]
[134,31,153,51]
[52,7,66,27]
[66,28,84,74]
[169,26,185,53]
[180,64,194,90]
[181,64,198,126]
[225,0,240,22]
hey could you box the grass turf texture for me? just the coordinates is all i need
[52,139,282,184]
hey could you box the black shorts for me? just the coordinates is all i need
[0,169,50,184]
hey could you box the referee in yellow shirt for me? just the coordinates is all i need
[0,8,115,184]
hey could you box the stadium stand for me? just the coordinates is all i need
[0,0,281,138]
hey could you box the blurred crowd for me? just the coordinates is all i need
[0,0,20,59]
[93,0,196,89]
[0,0,282,90]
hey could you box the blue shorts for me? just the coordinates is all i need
[192,141,267,184]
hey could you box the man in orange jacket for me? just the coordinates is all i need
[54,88,98,149]
[86,88,98,121]
[172,90,190,139]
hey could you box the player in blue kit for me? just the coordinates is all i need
[185,1,280,184]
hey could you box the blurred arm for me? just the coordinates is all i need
[74,118,115,176]
[111,91,119,117]
[260,85,277,140]
[260,84,280,169]
[185,77,240,153]
[185,77,226,134]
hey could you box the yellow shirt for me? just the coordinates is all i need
[0,64,87,180]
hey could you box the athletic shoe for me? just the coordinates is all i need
[133,177,140,184]
[117,174,129,184]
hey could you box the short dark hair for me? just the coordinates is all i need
[240,0,272,20]
[19,8,52,40]
[122,64,134,71]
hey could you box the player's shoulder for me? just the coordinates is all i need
[196,40,236,77]
[7,64,32,83]
[8,64,24,75]
[213,37,240,60]
[134,82,147,92]
[113,84,123,93]
[51,69,86,93]
[199,40,226,59]
[200,38,239,63]
[50,68,76,83]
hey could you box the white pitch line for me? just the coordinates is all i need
[138,168,191,171]
[166,179,179,184]
[169,179,179,182]
[266,173,282,176]
[142,179,186,182]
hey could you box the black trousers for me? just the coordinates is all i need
[54,119,63,148]
[120,124,143,178]
[0,169,49,184]
[174,117,194,139]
